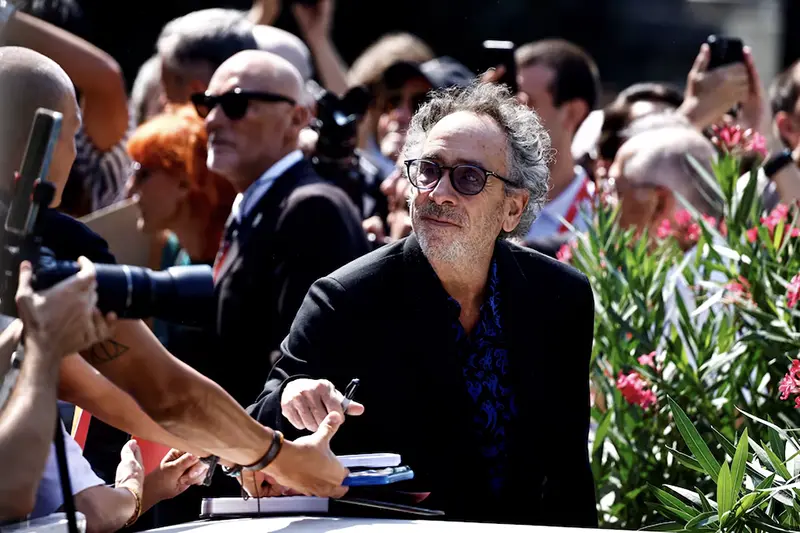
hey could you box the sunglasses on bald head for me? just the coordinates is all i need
[191,88,296,120]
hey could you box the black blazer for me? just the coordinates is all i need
[249,235,597,527]
[213,159,370,406]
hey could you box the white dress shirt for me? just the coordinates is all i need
[526,166,593,240]
[231,150,304,223]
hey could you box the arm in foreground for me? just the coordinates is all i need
[79,318,348,496]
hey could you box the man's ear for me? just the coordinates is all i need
[291,105,311,130]
[560,99,589,136]
[502,189,530,233]
[652,186,674,223]
[775,111,800,148]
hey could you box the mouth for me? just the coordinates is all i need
[209,136,235,149]
[421,215,460,228]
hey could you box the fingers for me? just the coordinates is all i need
[178,461,208,486]
[691,43,710,73]
[296,398,321,431]
[165,451,198,470]
[344,400,365,416]
[282,403,306,431]
[128,440,144,466]
[743,46,763,96]
[16,261,32,297]
[313,411,344,445]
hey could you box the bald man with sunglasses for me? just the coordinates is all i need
[192,50,368,408]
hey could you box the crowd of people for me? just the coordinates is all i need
[1,0,800,531]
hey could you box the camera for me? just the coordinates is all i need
[0,109,214,326]
[307,81,386,222]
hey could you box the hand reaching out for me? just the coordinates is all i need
[142,448,209,511]
[293,0,334,44]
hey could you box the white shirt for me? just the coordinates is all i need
[31,422,105,519]
[231,150,304,223]
[526,166,593,240]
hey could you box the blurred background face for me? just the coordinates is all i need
[518,63,567,148]
[377,76,432,160]
[126,166,187,233]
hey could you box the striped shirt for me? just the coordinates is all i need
[71,126,131,212]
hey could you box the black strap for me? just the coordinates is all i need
[243,430,283,471]
[53,416,79,533]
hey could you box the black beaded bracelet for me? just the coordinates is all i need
[243,430,284,471]
[764,149,794,179]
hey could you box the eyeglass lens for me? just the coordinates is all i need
[408,160,488,196]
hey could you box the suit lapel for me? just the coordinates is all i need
[216,160,316,285]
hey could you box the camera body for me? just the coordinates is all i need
[308,83,386,221]
[706,35,744,70]
[0,109,214,326]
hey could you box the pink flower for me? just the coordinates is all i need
[792,228,800,238]
[746,227,759,243]
[687,223,701,243]
[746,132,768,157]
[725,282,744,294]
[702,215,718,229]
[716,124,744,151]
[779,360,800,406]
[674,210,692,227]
[787,274,800,308]
[720,220,728,237]
[617,371,657,409]
[638,351,656,368]
[556,243,573,263]
[657,219,673,239]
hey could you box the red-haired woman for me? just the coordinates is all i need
[127,105,235,269]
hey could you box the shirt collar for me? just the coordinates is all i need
[539,166,588,222]
[232,149,304,222]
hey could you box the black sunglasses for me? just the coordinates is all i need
[404,159,515,196]
[191,88,296,120]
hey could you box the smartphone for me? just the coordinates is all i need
[482,40,518,95]
[706,35,744,70]
[343,465,415,487]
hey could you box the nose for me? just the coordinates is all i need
[392,103,413,131]
[205,103,226,133]
[428,168,459,206]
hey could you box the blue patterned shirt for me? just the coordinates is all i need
[447,260,517,496]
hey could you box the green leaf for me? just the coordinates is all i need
[698,490,716,512]
[668,397,721,481]
[592,409,612,456]
[763,442,793,480]
[666,446,706,474]
[685,511,719,530]
[718,462,733,520]
[650,503,695,523]
[744,519,799,533]
[665,485,706,508]
[732,429,749,498]
[639,522,686,532]
[652,485,700,519]
[770,424,787,462]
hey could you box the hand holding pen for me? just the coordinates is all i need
[281,377,365,432]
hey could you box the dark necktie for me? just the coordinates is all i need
[213,215,239,282]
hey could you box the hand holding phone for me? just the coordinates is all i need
[482,40,518,95]
[706,35,744,70]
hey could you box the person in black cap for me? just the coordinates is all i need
[377,57,474,162]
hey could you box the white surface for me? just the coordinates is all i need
[338,453,402,469]
[3,512,86,532]
[201,497,329,518]
[145,516,625,533]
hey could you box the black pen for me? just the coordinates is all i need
[341,378,360,413]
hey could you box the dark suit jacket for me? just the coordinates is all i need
[249,235,598,527]
[213,159,370,406]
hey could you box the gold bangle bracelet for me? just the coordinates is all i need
[120,485,142,528]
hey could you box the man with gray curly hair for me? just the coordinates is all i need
[249,82,597,527]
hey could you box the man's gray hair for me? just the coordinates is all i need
[621,115,723,218]
[129,54,163,127]
[401,82,552,239]
[157,9,258,74]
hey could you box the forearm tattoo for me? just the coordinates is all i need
[84,339,130,365]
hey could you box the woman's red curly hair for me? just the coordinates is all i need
[127,104,235,259]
